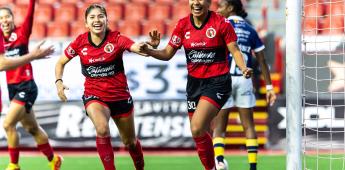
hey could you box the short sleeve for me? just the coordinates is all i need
[0,32,4,54]
[168,21,183,49]
[220,18,237,44]
[250,28,265,52]
[117,34,135,51]
[64,39,79,59]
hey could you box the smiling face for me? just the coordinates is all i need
[85,5,108,36]
[189,0,211,18]
[0,8,15,36]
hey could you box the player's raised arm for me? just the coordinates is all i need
[139,43,177,61]
[130,30,161,56]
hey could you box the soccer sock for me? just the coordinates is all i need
[213,137,225,163]
[37,143,54,161]
[128,139,144,170]
[193,132,215,170]
[96,136,115,170]
[246,138,258,170]
[8,147,19,164]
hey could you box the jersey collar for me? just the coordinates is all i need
[227,15,244,21]
[88,30,109,48]
[190,11,211,30]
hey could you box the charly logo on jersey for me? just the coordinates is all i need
[9,32,17,42]
[81,48,88,55]
[206,27,216,39]
[171,35,181,45]
[18,92,26,98]
[216,92,224,99]
[185,32,190,39]
[104,43,114,53]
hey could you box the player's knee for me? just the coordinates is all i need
[95,125,110,137]
[23,125,39,135]
[2,121,16,132]
[190,124,204,137]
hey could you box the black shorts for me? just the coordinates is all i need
[186,73,231,113]
[82,95,134,118]
[8,80,38,113]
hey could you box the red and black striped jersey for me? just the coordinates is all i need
[168,11,237,78]
[64,30,134,102]
[0,31,4,53]
[3,0,35,84]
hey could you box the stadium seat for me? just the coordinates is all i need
[165,20,178,36]
[60,0,81,4]
[124,3,148,20]
[304,2,325,18]
[15,0,30,4]
[108,21,118,31]
[38,0,60,5]
[117,20,141,37]
[0,0,14,6]
[172,3,190,20]
[108,0,128,3]
[148,3,172,21]
[142,20,166,36]
[54,3,77,22]
[31,22,46,40]
[155,0,175,4]
[47,21,70,37]
[83,0,107,4]
[70,21,87,38]
[34,4,54,23]
[13,4,28,25]
[131,0,152,3]
[105,3,124,22]
[321,16,344,34]
[303,18,321,35]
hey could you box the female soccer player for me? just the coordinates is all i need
[212,0,277,170]
[139,0,252,169]
[55,4,159,170]
[0,1,62,170]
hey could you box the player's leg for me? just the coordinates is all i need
[2,102,26,169]
[20,110,62,170]
[191,99,220,170]
[238,107,257,170]
[113,112,144,170]
[212,108,230,170]
[86,101,115,170]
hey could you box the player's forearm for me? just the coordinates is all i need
[0,53,33,71]
[146,48,173,61]
[232,50,247,71]
[256,51,272,85]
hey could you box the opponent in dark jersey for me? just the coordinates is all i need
[0,1,62,170]
[139,0,252,169]
[55,4,159,170]
[212,1,277,170]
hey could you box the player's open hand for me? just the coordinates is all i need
[242,67,253,79]
[55,80,69,102]
[266,89,276,106]
[147,30,161,49]
[31,40,55,60]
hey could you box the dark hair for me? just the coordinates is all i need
[85,3,107,20]
[0,7,13,17]
[225,0,247,18]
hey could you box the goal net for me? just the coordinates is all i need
[302,0,345,169]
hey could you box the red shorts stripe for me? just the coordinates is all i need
[12,99,25,106]
[200,96,221,109]
[85,100,108,109]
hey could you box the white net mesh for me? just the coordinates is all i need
[302,0,345,169]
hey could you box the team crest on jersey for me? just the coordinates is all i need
[9,32,17,42]
[206,28,216,38]
[104,43,114,53]
[171,35,181,45]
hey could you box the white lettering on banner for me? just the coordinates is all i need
[55,103,191,138]
[135,101,187,115]
[277,106,345,129]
